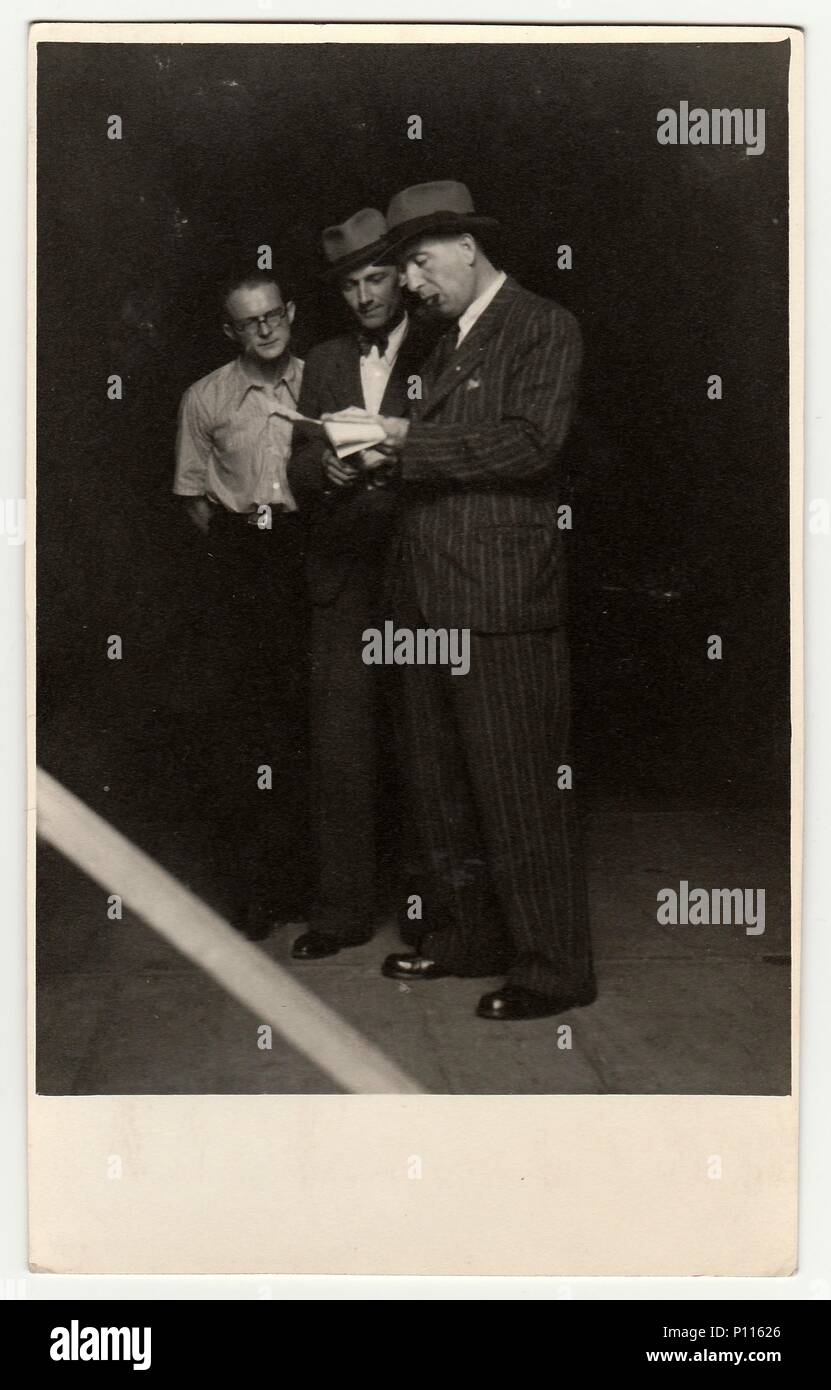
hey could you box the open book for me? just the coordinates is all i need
[274,404,387,459]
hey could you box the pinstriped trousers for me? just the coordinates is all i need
[394,570,595,998]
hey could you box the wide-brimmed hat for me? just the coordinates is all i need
[384,181,499,255]
[320,208,394,280]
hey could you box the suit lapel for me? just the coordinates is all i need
[339,336,364,411]
[379,320,426,414]
[420,277,522,418]
[379,323,409,415]
[380,363,405,416]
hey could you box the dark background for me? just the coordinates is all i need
[36,39,792,893]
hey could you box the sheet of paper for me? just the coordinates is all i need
[272,403,386,457]
[324,418,387,459]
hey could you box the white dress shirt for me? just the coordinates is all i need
[455,270,508,345]
[359,313,409,416]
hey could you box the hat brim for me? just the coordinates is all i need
[320,236,397,281]
[384,212,500,258]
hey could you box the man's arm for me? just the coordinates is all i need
[392,306,582,488]
[174,386,215,532]
[287,347,336,506]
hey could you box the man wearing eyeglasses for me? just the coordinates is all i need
[175,269,301,528]
[173,268,309,939]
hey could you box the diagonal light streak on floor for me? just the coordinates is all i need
[36,768,423,1095]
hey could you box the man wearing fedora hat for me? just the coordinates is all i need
[288,208,434,962]
[361,180,596,1021]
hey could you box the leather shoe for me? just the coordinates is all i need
[381,952,450,981]
[476,983,596,1021]
[291,930,370,960]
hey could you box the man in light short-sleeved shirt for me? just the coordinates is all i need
[173,268,309,940]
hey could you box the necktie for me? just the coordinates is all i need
[431,321,460,378]
[357,326,390,357]
[356,306,406,358]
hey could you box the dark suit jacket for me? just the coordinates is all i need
[394,276,582,633]
[289,318,433,605]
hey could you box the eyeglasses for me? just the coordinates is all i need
[229,307,289,334]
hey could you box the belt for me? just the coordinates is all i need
[208,500,296,528]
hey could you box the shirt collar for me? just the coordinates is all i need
[456,270,508,342]
[233,352,301,408]
[381,311,409,363]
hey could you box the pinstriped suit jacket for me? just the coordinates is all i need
[395,276,582,633]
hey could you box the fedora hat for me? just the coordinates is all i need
[320,207,394,279]
[385,181,499,254]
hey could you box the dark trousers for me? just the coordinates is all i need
[309,564,379,942]
[175,507,311,916]
[394,573,595,997]
[308,556,426,944]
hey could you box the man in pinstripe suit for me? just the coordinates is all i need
[367,181,596,1021]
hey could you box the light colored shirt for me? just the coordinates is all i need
[174,353,303,513]
[455,270,508,345]
[359,314,409,416]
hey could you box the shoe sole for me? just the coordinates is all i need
[380,962,450,981]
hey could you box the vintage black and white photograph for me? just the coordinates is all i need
[33,27,796,1103]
